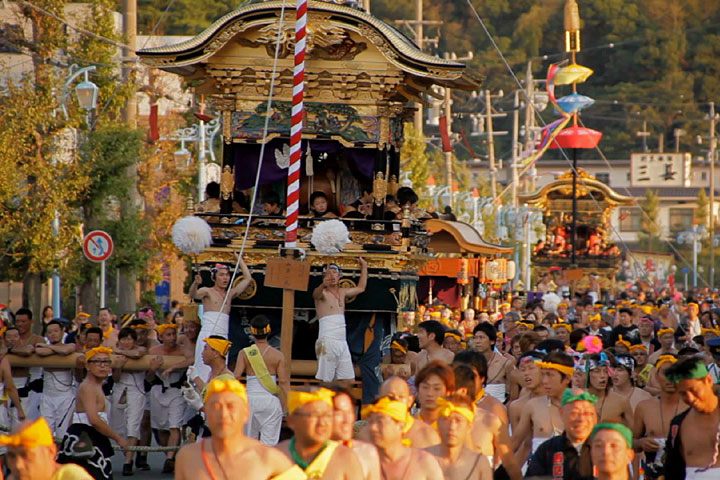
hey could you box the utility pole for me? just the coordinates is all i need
[658,133,664,153]
[118,0,138,312]
[710,102,717,287]
[511,89,520,207]
[484,90,507,199]
[636,120,650,152]
[444,85,452,190]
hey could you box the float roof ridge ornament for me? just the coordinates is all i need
[136,0,482,90]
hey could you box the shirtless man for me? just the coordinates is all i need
[664,356,720,479]
[35,320,76,438]
[189,259,252,381]
[381,338,413,380]
[97,307,118,347]
[590,423,635,480]
[235,315,288,445]
[648,328,677,364]
[312,259,367,386]
[331,386,382,480]
[174,378,293,480]
[275,387,363,479]
[364,396,444,480]
[472,323,513,403]
[611,353,651,411]
[146,323,189,473]
[177,315,200,358]
[127,319,157,471]
[526,388,598,479]
[633,354,685,480]
[507,351,545,464]
[453,350,508,426]
[416,361,455,427]
[426,394,493,479]
[453,364,522,480]
[110,327,147,476]
[512,351,575,458]
[413,320,455,374]
[57,347,128,480]
[585,353,633,426]
[6,309,44,424]
[359,376,440,448]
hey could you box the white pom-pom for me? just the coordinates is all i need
[542,291,561,314]
[311,219,350,254]
[172,216,213,255]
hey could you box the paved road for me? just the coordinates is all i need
[111,450,175,478]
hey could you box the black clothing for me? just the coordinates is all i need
[525,432,594,480]
[608,324,640,346]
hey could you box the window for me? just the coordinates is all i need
[702,172,708,181]
[596,173,610,185]
[669,208,694,233]
[619,208,642,232]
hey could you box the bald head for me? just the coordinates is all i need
[379,376,413,407]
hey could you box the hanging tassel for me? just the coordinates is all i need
[305,148,314,177]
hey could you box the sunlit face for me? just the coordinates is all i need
[86,353,112,379]
[45,324,63,344]
[443,336,461,353]
[214,269,231,288]
[676,376,716,413]
[519,359,541,390]
[659,333,674,349]
[6,443,58,480]
[417,374,448,410]
[160,328,177,348]
[541,368,569,397]
[323,268,340,287]
[591,429,634,476]
[561,401,597,443]
[417,328,431,349]
[557,305,568,317]
[332,393,355,441]
[205,392,248,438]
[201,343,218,365]
[118,334,136,351]
[473,331,492,353]
[511,341,522,358]
[589,366,609,391]
[312,197,328,214]
[437,411,471,447]
[184,322,201,342]
[656,363,677,393]
[5,329,20,348]
[379,379,414,409]
[15,315,31,335]
[288,400,334,445]
[368,412,403,448]
[98,309,112,328]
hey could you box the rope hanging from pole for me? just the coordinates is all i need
[286,0,308,248]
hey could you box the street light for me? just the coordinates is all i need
[678,224,707,288]
[165,118,221,202]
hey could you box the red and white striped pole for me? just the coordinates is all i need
[285,0,307,248]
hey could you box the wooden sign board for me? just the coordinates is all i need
[265,258,310,291]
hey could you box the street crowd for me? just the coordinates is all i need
[0,261,719,480]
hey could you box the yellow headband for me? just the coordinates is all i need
[131,323,148,330]
[629,344,647,353]
[445,332,462,342]
[288,388,335,414]
[156,323,177,335]
[498,303,510,309]
[518,322,535,330]
[361,397,408,424]
[701,328,720,336]
[251,324,271,336]
[85,346,113,361]
[436,397,474,424]
[658,328,675,338]
[656,355,678,370]
[0,327,6,337]
[76,312,91,319]
[615,335,631,348]
[558,302,569,308]
[589,314,601,322]
[391,340,407,354]
[205,337,232,357]
[203,378,247,403]
[0,418,54,449]
[552,322,572,331]
[535,360,575,377]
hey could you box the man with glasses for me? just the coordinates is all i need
[57,346,127,480]
[275,387,363,479]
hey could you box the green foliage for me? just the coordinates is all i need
[695,188,709,227]
[638,189,662,251]
[400,123,430,193]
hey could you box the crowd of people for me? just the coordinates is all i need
[1,262,720,479]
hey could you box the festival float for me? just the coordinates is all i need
[136,1,510,384]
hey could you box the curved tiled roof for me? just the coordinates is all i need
[137,1,481,87]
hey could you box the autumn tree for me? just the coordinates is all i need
[637,189,662,252]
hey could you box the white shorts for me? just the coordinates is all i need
[40,393,75,438]
[193,311,230,384]
[315,337,354,382]
[485,383,506,403]
[686,468,720,479]
[150,386,185,430]
[246,391,283,446]
[110,387,145,439]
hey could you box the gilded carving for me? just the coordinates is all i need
[220,165,234,201]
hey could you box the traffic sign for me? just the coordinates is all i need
[83,230,114,263]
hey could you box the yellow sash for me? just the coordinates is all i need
[273,441,340,480]
[243,344,280,396]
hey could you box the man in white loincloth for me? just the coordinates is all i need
[312,258,367,387]
[234,315,288,446]
[189,257,252,381]
[35,320,76,438]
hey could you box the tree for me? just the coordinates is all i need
[637,189,662,251]
[695,188,709,228]
[400,123,430,194]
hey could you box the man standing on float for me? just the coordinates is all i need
[189,257,252,382]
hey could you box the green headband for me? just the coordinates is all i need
[561,389,598,406]
[666,361,709,384]
[591,423,633,448]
